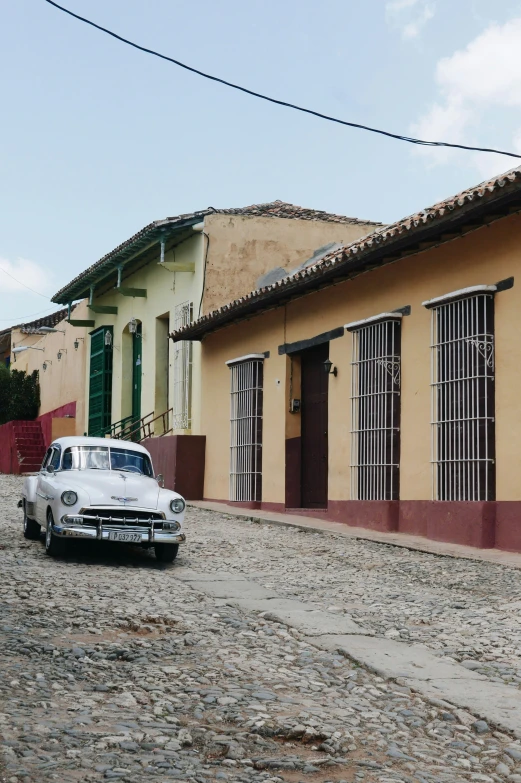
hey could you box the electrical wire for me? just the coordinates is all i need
[44,0,521,160]
[0,265,51,299]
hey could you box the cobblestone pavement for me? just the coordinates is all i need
[2,476,521,783]
[187,508,521,691]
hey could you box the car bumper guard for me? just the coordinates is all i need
[58,514,185,544]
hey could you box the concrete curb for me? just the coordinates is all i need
[188,501,521,570]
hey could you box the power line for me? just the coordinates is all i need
[44,0,521,161]
[0,265,50,298]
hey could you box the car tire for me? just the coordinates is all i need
[154,543,179,563]
[45,511,66,557]
[23,503,41,540]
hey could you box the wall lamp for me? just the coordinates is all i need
[74,337,84,351]
[42,360,52,371]
[57,349,67,361]
[324,358,338,377]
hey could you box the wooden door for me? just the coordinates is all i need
[300,342,329,508]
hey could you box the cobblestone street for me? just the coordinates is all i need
[4,475,521,783]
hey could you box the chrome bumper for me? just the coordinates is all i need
[58,514,185,544]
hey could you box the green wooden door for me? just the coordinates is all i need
[88,326,113,436]
[132,323,142,426]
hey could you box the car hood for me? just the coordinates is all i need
[55,471,160,509]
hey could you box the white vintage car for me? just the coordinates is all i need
[19,436,186,562]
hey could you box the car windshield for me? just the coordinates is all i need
[62,446,153,476]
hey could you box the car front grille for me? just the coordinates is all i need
[79,507,165,528]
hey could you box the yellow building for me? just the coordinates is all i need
[5,303,90,440]
[52,201,379,445]
[172,168,521,553]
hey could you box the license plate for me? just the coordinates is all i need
[108,530,142,543]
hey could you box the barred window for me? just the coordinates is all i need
[227,355,264,503]
[348,316,401,501]
[173,301,193,430]
[428,290,495,501]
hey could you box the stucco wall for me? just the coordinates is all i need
[200,212,521,504]
[202,214,378,315]
[86,214,376,434]
[88,234,206,431]
[11,301,89,434]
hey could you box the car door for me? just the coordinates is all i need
[36,446,61,523]
[35,448,53,523]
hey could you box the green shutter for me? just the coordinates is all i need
[88,326,113,436]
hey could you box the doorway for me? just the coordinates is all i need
[300,342,329,508]
[132,322,142,427]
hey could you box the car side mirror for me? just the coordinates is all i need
[155,473,164,487]
[46,465,55,475]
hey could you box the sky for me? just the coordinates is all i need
[1,0,521,326]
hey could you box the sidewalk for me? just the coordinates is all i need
[189,499,521,569]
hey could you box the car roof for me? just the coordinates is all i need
[50,436,150,454]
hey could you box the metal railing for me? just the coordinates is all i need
[114,408,174,443]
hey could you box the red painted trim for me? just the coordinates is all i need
[201,497,510,552]
[399,501,495,549]
[261,500,399,532]
[495,503,521,552]
[37,402,76,449]
[143,435,206,500]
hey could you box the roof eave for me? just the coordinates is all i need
[52,216,204,304]
[171,178,521,343]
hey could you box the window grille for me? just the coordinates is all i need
[430,293,495,501]
[229,358,264,502]
[173,301,193,430]
[350,319,401,500]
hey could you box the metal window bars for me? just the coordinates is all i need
[229,359,264,502]
[350,319,401,501]
[430,293,495,501]
[173,301,193,430]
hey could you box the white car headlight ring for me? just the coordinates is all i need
[61,491,78,506]
[170,498,186,514]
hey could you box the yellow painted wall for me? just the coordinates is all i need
[11,300,90,434]
[86,214,376,435]
[200,213,521,503]
[88,234,205,433]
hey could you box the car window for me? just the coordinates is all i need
[62,446,110,470]
[41,448,53,471]
[49,447,61,471]
[60,445,152,475]
[110,447,153,476]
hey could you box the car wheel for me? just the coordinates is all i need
[45,511,66,557]
[154,543,179,563]
[23,502,41,540]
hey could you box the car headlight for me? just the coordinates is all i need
[170,498,186,514]
[61,491,78,506]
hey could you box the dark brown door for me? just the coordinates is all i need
[301,342,329,508]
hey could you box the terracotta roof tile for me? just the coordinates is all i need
[171,167,521,342]
[52,201,379,303]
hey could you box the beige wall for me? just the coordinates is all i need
[86,214,376,435]
[202,213,377,314]
[11,300,90,434]
[89,234,205,433]
[200,212,521,503]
